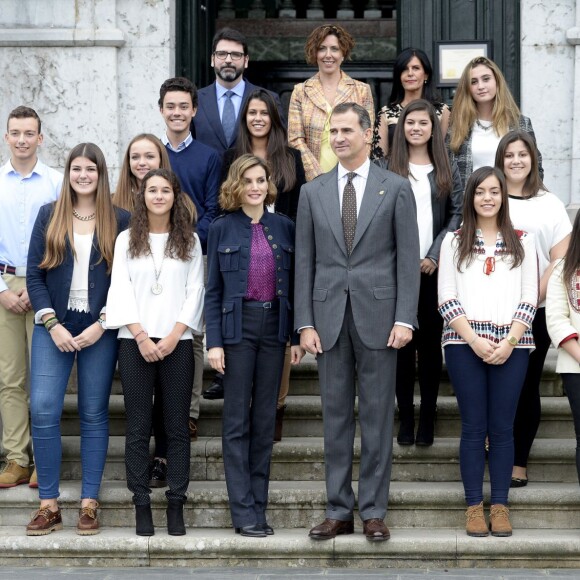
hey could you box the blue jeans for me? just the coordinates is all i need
[30,310,118,500]
[445,344,529,506]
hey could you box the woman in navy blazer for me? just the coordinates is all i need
[25,143,129,537]
[206,155,304,537]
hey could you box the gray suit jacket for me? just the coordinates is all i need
[295,162,420,351]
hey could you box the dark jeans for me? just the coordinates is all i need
[513,308,551,467]
[561,374,580,485]
[445,344,529,505]
[222,303,285,528]
[396,272,443,411]
[118,338,194,505]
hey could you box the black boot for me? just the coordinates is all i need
[397,405,415,445]
[274,405,286,443]
[167,500,186,536]
[135,504,154,536]
[416,405,437,447]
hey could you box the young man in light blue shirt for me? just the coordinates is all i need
[0,106,62,487]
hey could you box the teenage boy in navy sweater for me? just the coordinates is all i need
[149,78,221,482]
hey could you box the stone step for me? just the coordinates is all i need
[0,527,578,569]
[51,436,578,483]
[59,394,576,439]
[2,481,579,530]
[65,349,565,397]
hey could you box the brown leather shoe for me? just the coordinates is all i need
[26,507,63,536]
[489,504,512,537]
[363,518,390,541]
[77,501,100,535]
[308,518,354,540]
[465,501,489,537]
[188,417,198,441]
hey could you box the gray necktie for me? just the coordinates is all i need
[222,90,236,145]
[342,172,357,254]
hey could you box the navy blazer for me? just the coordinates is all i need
[192,80,285,154]
[205,209,296,348]
[27,203,130,322]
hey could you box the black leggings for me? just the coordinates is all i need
[396,272,443,411]
[513,308,551,468]
[561,374,580,485]
[118,338,194,505]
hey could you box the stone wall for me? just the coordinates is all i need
[520,0,578,205]
[0,0,174,185]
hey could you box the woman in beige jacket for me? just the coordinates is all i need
[288,24,374,181]
[546,211,580,486]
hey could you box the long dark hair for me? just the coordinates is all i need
[494,130,546,199]
[563,210,580,286]
[233,89,297,192]
[455,166,524,271]
[389,48,439,106]
[128,168,196,261]
[388,99,453,199]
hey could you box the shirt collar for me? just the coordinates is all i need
[337,157,371,181]
[216,79,246,100]
[161,132,193,153]
[1,157,46,178]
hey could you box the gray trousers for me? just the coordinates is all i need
[316,300,396,522]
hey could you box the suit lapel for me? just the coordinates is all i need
[201,83,228,149]
[317,167,348,256]
[351,163,388,252]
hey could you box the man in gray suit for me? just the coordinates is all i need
[295,102,420,541]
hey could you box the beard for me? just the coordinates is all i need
[215,65,243,83]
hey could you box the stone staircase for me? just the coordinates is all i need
[0,350,578,569]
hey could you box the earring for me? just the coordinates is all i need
[424,80,427,85]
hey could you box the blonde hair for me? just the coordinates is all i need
[449,56,520,153]
[39,143,118,273]
[219,154,277,212]
[113,134,171,212]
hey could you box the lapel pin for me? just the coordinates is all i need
[378,190,385,195]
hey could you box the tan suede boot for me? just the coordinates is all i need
[489,504,512,537]
[465,501,489,537]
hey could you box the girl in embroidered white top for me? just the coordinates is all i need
[438,166,538,538]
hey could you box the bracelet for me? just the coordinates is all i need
[468,335,478,346]
[134,329,147,342]
[43,316,58,328]
[136,336,148,346]
[45,319,60,333]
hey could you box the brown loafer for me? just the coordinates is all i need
[308,518,354,540]
[363,518,390,541]
[77,501,100,535]
[26,507,63,536]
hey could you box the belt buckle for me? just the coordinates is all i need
[263,301,272,309]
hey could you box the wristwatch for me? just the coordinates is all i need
[97,317,107,331]
[507,335,518,346]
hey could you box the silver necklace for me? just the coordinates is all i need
[72,208,96,221]
[475,119,493,131]
[150,245,166,295]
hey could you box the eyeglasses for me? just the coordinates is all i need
[214,51,245,61]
